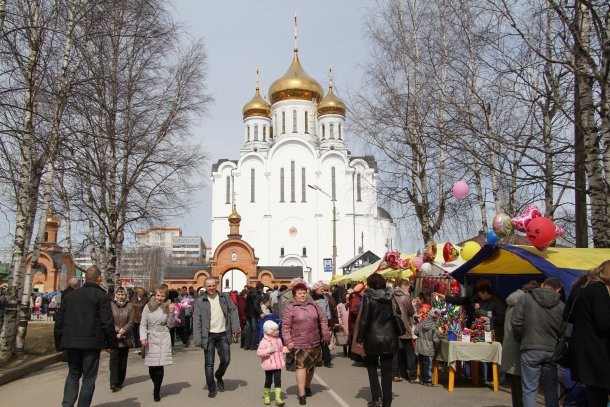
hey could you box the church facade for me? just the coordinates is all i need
[210,44,395,284]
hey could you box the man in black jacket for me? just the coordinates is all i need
[55,266,116,407]
[244,282,264,350]
[511,277,564,407]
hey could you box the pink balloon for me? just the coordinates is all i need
[412,256,424,270]
[452,180,469,199]
[511,204,541,232]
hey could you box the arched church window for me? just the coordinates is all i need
[331,167,336,200]
[302,247,307,257]
[357,173,362,202]
[280,168,285,202]
[290,161,296,202]
[225,176,231,204]
[330,123,335,139]
[338,123,342,139]
[250,168,255,202]
[247,126,250,142]
[254,125,259,141]
[282,111,286,133]
[322,124,325,140]
[301,167,306,202]
[304,111,309,133]
[292,110,297,133]
[280,247,285,257]
[263,126,266,141]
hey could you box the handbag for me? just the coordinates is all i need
[328,330,336,351]
[351,308,365,356]
[391,299,407,336]
[552,289,579,367]
[335,329,349,346]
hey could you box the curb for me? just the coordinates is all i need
[0,352,63,386]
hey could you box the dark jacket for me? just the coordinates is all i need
[111,300,134,348]
[130,295,148,324]
[356,288,399,355]
[511,287,564,352]
[567,281,610,390]
[475,295,506,343]
[246,288,263,318]
[54,282,117,350]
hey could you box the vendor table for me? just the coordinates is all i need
[432,340,502,392]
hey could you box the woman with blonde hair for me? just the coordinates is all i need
[565,260,610,406]
[140,286,176,402]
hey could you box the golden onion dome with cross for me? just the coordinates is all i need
[228,205,241,225]
[318,66,346,116]
[242,68,272,119]
[268,50,324,105]
[46,211,61,228]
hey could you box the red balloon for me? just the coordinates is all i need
[443,242,459,262]
[526,216,556,251]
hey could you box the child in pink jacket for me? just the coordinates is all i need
[257,320,289,405]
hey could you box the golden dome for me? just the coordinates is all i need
[46,211,61,228]
[268,50,324,104]
[228,206,241,225]
[242,88,271,118]
[318,85,346,116]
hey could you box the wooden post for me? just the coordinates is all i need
[471,361,479,386]
[492,363,499,392]
[448,366,455,392]
[432,360,439,385]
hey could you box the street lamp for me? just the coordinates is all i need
[308,184,337,276]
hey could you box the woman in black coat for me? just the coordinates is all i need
[356,273,400,407]
[566,261,610,407]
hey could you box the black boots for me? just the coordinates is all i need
[149,366,164,402]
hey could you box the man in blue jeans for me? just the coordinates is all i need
[244,282,264,349]
[511,277,565,407]
[54,267,116,407]
[192,277,241,398]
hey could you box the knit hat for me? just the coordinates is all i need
[263,320,279,334]
[353,283,365,293]
[312,280,325,291]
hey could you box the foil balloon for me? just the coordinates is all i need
[420,262,433,274]
[555,225,565,239]
[450,279,461,294]
[424,244,438,262]
[526,216,557,251]
[511,204,542,232]
[461,241,481,261]
[493,212,514,239]
[391,260,401,270]
[486,228,500,245]
[412,256,424,270]
[400,258,410,269]
[452,180,469,199]
[442,242,459,262]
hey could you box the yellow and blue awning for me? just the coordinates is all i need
[452,244,610,296]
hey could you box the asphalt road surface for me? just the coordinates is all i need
[0,344,514,406]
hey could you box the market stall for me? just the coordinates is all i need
[451,244,610,297]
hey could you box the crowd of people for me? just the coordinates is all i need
[48,259,610,407]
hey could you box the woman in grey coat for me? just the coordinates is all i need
[140,287,176,402]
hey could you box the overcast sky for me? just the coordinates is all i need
[175,0,373,245]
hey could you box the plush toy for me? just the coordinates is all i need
[174,297,194,323]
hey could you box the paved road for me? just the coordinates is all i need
[0,344,513,406]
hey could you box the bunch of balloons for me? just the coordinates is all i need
[511,204,564,251]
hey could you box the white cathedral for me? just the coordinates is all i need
[210,39,395,284]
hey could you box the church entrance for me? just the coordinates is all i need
[221,268,247,292]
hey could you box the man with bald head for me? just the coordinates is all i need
[55,266,116,407]
[193,277,240,398]
[61,277,80,301]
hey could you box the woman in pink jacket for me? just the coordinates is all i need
[337,291,350,357]
[282,283,329,405]
[257,320,289,405]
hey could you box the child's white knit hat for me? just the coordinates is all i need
[263,320,279,334]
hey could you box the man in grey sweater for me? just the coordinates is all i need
[511,277,564,407]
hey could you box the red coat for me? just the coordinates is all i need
[348,292,362,336]
[282,298,329,349]
[237,296,247,330]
